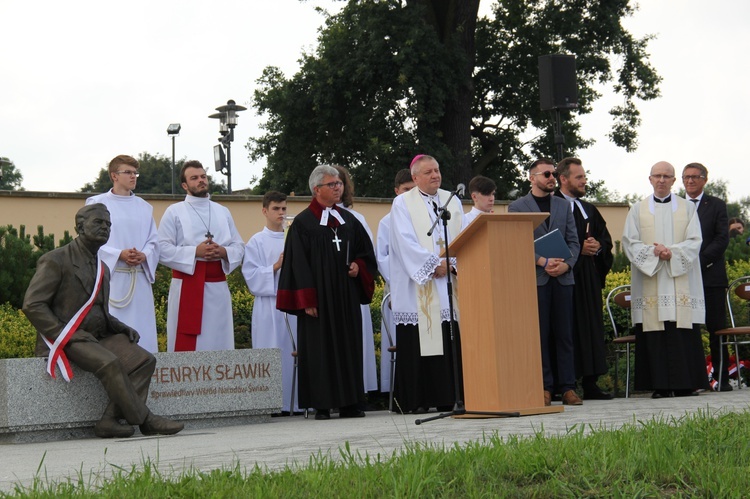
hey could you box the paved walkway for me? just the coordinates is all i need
[2,390,749,492]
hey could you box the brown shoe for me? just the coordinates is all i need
[139,412,184,436]
[543,390,552,407]
[94,417,134,438]
[562,390,583,406]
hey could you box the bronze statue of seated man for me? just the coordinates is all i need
[23,203,183,438]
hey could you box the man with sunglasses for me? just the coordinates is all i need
[277,165,377,420]
[509,157,580,406]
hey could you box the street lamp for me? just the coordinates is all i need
[209,99,246,194]
[167,123,181,195]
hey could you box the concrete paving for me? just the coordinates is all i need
[1,389,749,492]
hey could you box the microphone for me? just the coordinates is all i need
[455,183,466,197]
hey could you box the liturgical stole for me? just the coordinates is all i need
[404,187,462,356]
[638,197,692,331]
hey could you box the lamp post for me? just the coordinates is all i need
[209,99,246,194]
[167,123,181,195]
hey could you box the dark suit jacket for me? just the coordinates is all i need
[695,194,729,288]
[508,192,579,286]
[22,237,135,357]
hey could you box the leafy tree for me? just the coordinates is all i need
[0,157,24,191]
[80,152,227,195]
[249,0,660,198]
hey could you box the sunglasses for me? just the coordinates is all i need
[531,171,557,179]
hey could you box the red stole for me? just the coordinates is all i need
[172,260,226,351]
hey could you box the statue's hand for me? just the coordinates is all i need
[127,329,140,343]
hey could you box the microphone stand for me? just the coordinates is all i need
[417,189,520,425]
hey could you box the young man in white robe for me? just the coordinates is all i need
[376,169,415,398]
[622,161,709,398]
[242,191,300,415]
[464,175,496,225]
[85,154,160,352]
[158,160,245,352]
[389,155,468,413]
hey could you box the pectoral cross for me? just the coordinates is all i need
[331,229,342,252]
[436,236,445,253]
[205,231,214,240]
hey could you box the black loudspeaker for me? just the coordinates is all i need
[538,54,578,111]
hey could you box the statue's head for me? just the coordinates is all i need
[75,203,111,250]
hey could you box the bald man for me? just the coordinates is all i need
[621,161,709,398]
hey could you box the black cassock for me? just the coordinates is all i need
[277,199,377,410]
[555,192,613,378]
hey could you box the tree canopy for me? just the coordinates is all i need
[249,0,660,198]
[0,157,24,191]
[80,152,227,195]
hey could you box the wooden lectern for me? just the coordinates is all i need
[446,212,563,416]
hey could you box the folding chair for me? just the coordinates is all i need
[605,284,636,398]
[283,313,308,418]
[380,292,397,412]
[715,275,750,389]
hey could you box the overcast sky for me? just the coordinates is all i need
[1,0,748,201]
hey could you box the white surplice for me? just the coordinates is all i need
[622,195,705,331]
[463,206,484,225]
[339,204,378,392]
[242,227,299,412]
[158,195,245,351]
[389,188,467,355]
[86,190,159,352]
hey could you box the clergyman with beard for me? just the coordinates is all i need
[157,160,245,352]
[23,203,184,438]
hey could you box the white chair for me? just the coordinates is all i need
[605,284,635,398]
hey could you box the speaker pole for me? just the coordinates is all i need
[553,109,565,163]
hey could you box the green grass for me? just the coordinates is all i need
[7,410,750,498]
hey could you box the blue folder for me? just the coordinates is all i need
[534,228,573,259]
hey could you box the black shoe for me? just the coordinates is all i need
[651,390,672,399]
[718,383,734,392]
[583,389,613,400]
[271,411,291,417]
[673,389,700,397]
[339,407,366,418]
[411,407,429,414]
[314,409,331,420]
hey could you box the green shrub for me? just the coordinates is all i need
[0,303,36,359]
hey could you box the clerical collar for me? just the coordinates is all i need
[418,189,438,201]
[309,198,345,226]
[653,195,672,204]
[185,194,211,205]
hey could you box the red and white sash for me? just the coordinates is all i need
[43,258,105,382]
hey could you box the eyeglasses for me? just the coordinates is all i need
[115,170,139,177]
[650,174,674,180]
[317,181,343,189]
[682,175,706,181]
[531,171,557,179]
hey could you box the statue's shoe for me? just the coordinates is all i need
[94,417,135,438]
[139,413,184,436]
